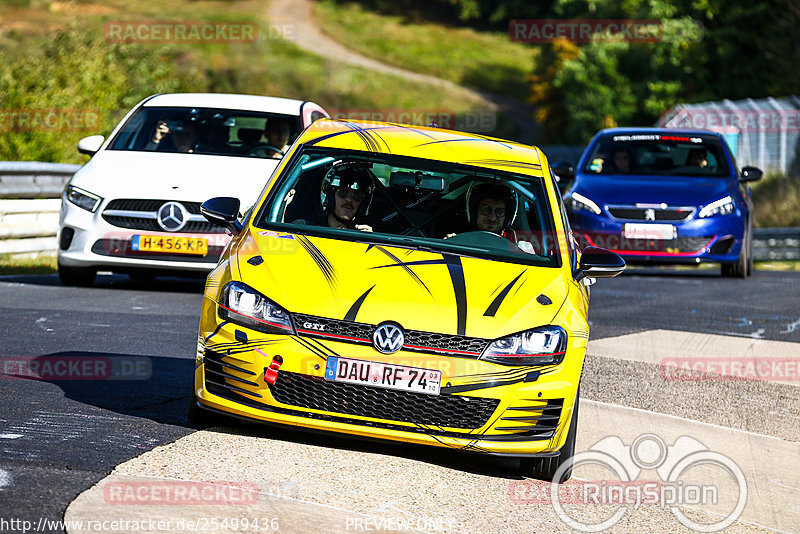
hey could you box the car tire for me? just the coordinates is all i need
[520,387,580,483]
[58,263,96,287]
[721,229,748,278]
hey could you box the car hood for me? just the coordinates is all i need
[233,230,570,339]
[573,174,732,207]
[72,150,279,206]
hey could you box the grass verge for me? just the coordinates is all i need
[313,0,536,101]
[0,0,497,165]
[0,253,57,275]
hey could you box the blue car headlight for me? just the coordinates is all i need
[65,185,102,212]
[480,326,567,366]
[567,192,602,215]
[698,196,734,218]
[218,282,295,334]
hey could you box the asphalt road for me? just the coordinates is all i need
[0,268,798,532]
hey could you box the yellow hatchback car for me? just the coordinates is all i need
[191,120,624,481]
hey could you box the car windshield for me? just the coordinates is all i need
[107,106,301,158]
[254,148,562,267]
[582,133,730,177]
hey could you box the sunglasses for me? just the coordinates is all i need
[478,205,506,218]
[336,188,364,202]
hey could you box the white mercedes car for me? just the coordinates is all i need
[57,93,328,286]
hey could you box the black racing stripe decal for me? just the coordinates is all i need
[443,254,468,336]
[296,236,336,288]
[204,320,229,343]
[305,123,393,147]
[512,279,527,297]
[412,138,514,150]
[292,337,328,361]
[303,337,342,358]
[483,271,525,317]
[464,159,542,171]
[386,122,438,140]
[344,285,375,322]
[371,259,449,269]
[374,246,432,296]
[440,373,540,394]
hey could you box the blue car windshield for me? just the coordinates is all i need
[582,133,730,177]
[253,148,562,268]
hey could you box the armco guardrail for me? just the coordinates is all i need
[0,162,80,255]
[753,227,800,261]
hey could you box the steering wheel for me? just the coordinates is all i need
[247,144,284,158]
[443,231,517,251]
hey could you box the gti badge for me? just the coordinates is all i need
[644,208,656,221]
[372,323,405,354]
[157,201,188,232]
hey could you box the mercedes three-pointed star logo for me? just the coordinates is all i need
[157,201,188,232]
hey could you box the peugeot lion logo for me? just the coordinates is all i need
[644,208,656,221]
[373,323,405,354]
[157,202,188,232]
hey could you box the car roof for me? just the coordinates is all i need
[595,127,723,138]
[142,93,308,114]
[299,120,546,177]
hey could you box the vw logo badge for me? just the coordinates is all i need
[157,201,188,232]
[644,208,656,221]
[373,323,405,354]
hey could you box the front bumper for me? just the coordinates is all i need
[194,316,583,456]
[570,209,745,264]
[58,198,231,272]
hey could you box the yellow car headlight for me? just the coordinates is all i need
[218,282,295,335]
[480,326,567,366]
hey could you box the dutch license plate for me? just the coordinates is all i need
[324,356,442,396]
[131,235,208,255]
[622,223,676,240]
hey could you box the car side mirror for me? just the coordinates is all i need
[575,246,626,282]
[201,197,242,234]
[740,166,762,182]
[77,135,105,156]
[551,161,575,194]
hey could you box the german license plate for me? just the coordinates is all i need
[622,223,676,240]
[131,235,208,255]
[324,356,441,396]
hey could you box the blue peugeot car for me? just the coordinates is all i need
[557,128,762,278]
